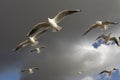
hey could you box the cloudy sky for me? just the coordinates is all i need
[1,0,120,80]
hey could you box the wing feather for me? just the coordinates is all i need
[27,22,50,36]
[54,9,81,23]
[13,40,30,51]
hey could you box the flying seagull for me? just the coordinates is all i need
[13,29,49,51]
[21,67,39,74]
[27,9,81,36]
[77,71,82,74]
[30,46,46,54]
[83,20,118,36]
[95,33,120,46]
[99,68,117,76]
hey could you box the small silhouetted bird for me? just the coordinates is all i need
[21,67,39,74]
[99,68,117,76]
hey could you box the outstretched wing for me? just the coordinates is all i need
[13,40,30,51]
[103,21,119,25]
[33,28,49,40]
[83,24,99,36]
[30,48,37,52]
[40,46,46,49]
[95,34,107,41]
[53,9,81,23]
[27,22,50,36]
[33,67,39,70]
[21,69,29,72]
[99,70,110,74]
[110,37,120,46]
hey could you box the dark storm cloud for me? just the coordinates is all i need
[1,0,120,80]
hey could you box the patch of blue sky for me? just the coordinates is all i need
[92,38,115,48]
[0,68,21,80]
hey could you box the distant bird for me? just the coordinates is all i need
[96,33,120,46]
[13,29,49,51]
[83,20,118,36]
[21,67,39,74]
[27,9,81,36]
[77,71,82,74]
[99,68,117,76]
[30,46,46,54]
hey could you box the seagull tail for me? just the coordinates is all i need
[52,26,62,32]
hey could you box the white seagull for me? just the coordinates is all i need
[30,46,46,54]
[83,20,118,36]
[13,29,49,51]
[27,9,81,36]
[95,33,120,46]
[21,67,39,74]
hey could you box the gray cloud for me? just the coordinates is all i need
[1,0,120,80]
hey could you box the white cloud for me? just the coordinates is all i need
[71,41,120,79]
[81,76,94,80]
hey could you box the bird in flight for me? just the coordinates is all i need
[83,20,118,36]
[27,9,81,36]
[99,68,117,76]
[21,67,39,74]
[13,29,49,51]
[95,33,120,46]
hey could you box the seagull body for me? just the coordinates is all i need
[13,29,48,51]
[27,9,81,36]
[30,46,46,54]
[21,67,39,74]
[83,20,118,36]
[96,33,120,46]
[99,68,117,76]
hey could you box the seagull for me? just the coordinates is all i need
[83,20,118,36]
[95,33,120,46]
[21,67,39,74]
[30,46,46,54]
[77,71,82,74]
[13,29,49,51]
[27,9,81,36]
[99,68,117,76]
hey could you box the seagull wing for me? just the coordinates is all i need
[110,37,120,46]
[21,69,29,72]
[33,28,49,40]
[96,34,106,40]
[103,21,119,25]
[27,22,50,36]
[53,9,81,23]
[30,48,37,52]
[32,67,39,70]
[40,46,46,49]
[83,24,99,36]
[13,40,30,51]
[99,70,110,74]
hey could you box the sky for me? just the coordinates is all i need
[1,0,120,80]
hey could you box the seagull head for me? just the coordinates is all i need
[96,21,102,25]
